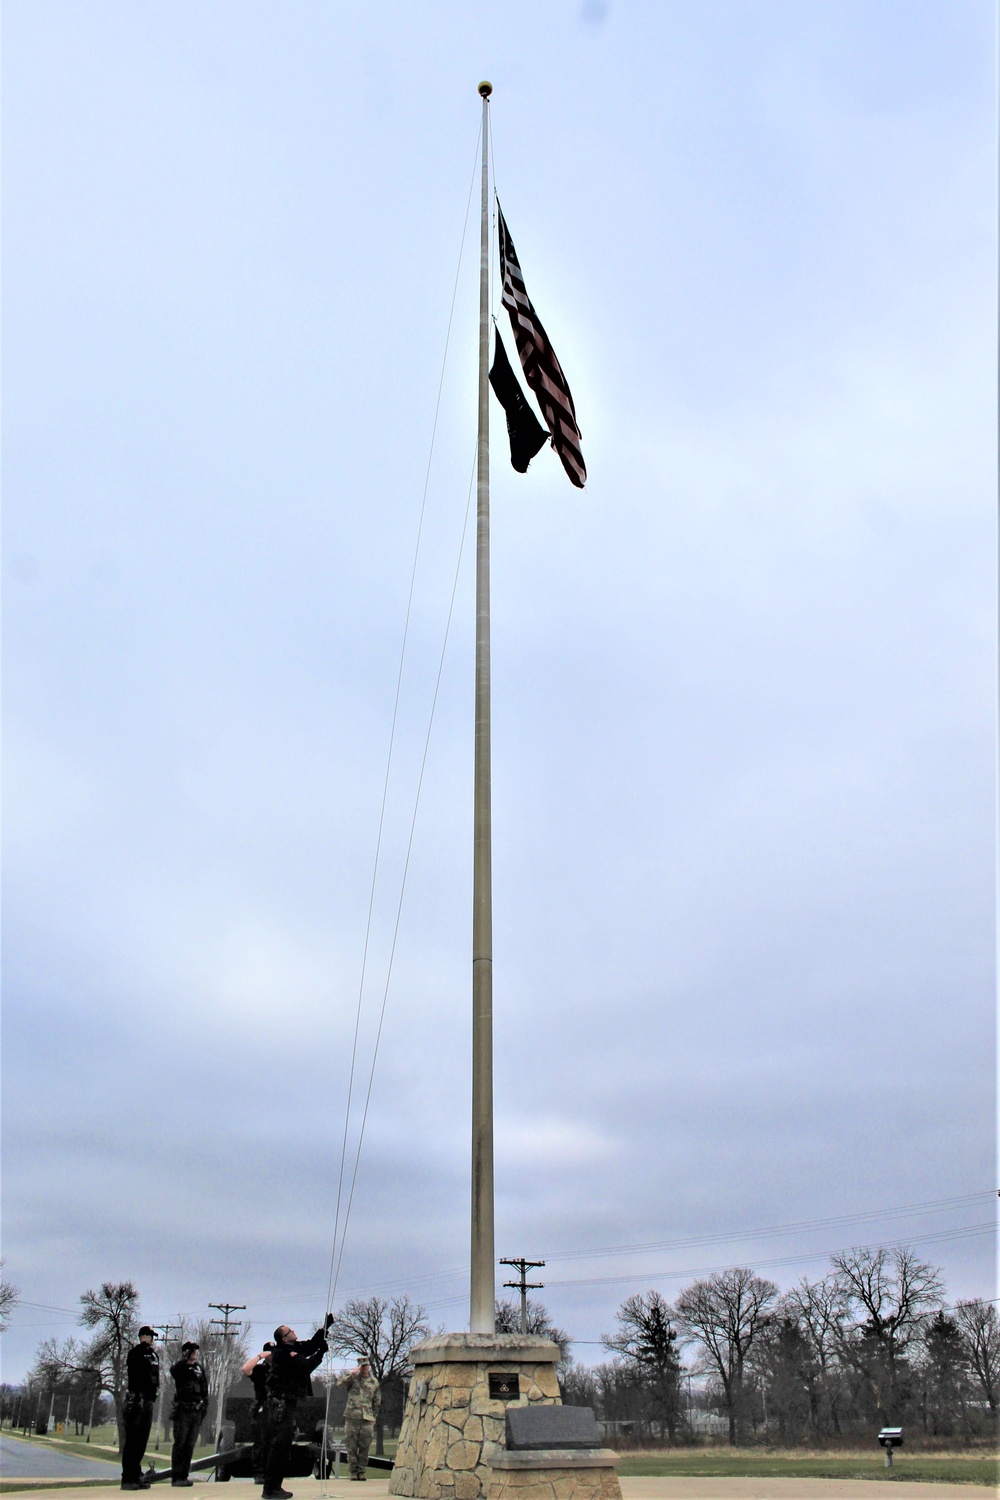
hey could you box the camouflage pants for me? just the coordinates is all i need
[345,1418,373,1478]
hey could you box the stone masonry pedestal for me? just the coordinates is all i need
[486,1449,622,1500]
[388,1333,561,1500]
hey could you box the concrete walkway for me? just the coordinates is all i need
[0,1475,992,1499]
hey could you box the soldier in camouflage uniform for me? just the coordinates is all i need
[337,1361,380,1481]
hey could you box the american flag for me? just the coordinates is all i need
[497,202,586,489]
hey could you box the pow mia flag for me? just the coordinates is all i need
[489,327,548,474]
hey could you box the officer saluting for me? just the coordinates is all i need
[241,1341,275,1485]
[121,1326,160,1490]
[338,1361,380,1482]
[169,1342,208,1488]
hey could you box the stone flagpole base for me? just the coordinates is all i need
[388,1334,561,1500]
[486,1449,622,1500]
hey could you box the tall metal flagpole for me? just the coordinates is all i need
[470,79,495,1337]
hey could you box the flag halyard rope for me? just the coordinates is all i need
[317,124,483,1494]
[323,120,482,1325]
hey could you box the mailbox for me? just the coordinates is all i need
[877,1427,903,1468]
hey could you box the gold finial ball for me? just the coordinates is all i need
[478,80,493,97]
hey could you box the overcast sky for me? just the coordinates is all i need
[3,1,995,1385]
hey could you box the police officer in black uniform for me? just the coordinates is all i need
[169,1342,209,1487]
[121,1326,160,1490]
[262,1317,333,1500]
[241,1342,275,1485]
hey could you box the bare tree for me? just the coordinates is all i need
[674,1269,778,1445]
[495,1298,572,1368]
[830,1246,943,1423]
[560,1365,598,1410]
[79,1281,141,1445]
[0,1261,20,1334]
[192,1317,250,1445]
[329,1295,429,1454]
[590,1359,652,1435]
[602,1290,682,1442]
[782,1275,849,1437]
[28,1337,79,1430]
[955,1298,999,1418]
[747,1314,816,1443]
[26,1338,103,1435]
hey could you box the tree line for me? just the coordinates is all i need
[6,1246,997,1451]
[5,1282,257,1445]
[5,1282,434,1458]
[562,1246,997,1445]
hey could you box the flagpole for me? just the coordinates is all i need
[470,78,495,1337]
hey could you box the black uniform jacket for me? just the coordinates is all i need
[249,1361,270,1405]
[127,1342,160,1400]
[170,1359,209,1411]
[267,1328,328,1401]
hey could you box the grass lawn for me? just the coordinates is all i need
[617,1448,998,1487]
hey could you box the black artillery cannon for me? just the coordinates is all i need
[143,1422,394,1485]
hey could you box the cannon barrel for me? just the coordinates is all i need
[144,1443,253,1484]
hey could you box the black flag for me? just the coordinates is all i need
[489,328,549,474]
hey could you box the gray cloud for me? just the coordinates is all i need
[2,0,993,1380]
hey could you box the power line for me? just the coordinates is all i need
[17,1191,987,1346]
[544,1222,996,1292]
[244,1187,995,1310]
[541,1191,997,1266]
[414,1220,994,1312]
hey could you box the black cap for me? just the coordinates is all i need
[181,1341,198,1354]
[138,1326,156,1339]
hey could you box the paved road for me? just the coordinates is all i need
[0,1433,121,1480]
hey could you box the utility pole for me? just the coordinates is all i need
[85,1385,98,1443]
[500,1258,545,1335]
[209,1303,246,1466]
[152,1325,183,1449]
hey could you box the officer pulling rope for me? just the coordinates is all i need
[255,1318,334,1500]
